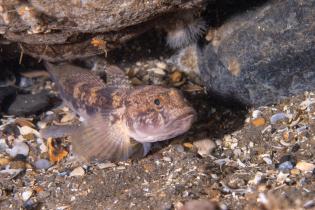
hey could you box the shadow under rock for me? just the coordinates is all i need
[186,91,249,141]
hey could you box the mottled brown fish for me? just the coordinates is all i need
[43,63,196,161]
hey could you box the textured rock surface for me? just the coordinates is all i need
[6,91,52,116]
[0,0,207,61]
[199,0,315,106]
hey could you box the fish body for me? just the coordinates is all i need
[44,63,196,161]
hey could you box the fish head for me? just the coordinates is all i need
[125,86,196,142]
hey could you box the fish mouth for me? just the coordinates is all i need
[167,107,197,127]
[129,107,197,143]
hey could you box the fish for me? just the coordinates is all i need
[42,62,196,161]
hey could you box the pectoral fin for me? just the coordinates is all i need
[71,114,133,161]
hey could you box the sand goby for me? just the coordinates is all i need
[43,63,196,161]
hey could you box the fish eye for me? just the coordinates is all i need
[154,99,160,106]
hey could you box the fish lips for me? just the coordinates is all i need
[131,107,196,143]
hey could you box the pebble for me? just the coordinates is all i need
[163,157,172,162]
[35,159,51,170]
[183,142,193,149]
[147,68,165,76]
[290,168,301,175]
[97,162,116,169]
[296,161,315,172]
[262,157,273,165]
[37,121,47,129]
[156,62,167,70]
[7,91,52,116]
[19,126,40,136]
[116,166,126,170]
[252,110,262,119]
[69,167,85,177]
[39,143,48,153]
[270,112,289,124]
[193,139,216,157]
[278,161,294,171]
[251,117,266,127]
[7,142,29,157]
[22,190,33,201]
[170,71,183,83]
[60,113,75,123]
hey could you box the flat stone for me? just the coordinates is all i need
[35,159,51,170]
[69,167,85,177]
[7,142,29,158]
[7,91,52,116]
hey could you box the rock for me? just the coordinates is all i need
[252,110,262,119]
[156,62,167,70]
[199,0,315,106]
[97,162,116,170]
[22,190,33,201]
[34,159,51,170]
[277,161,294,172]
[6,91,52,116]
[170,71,183,83]
[193,139,216,157]
[0,1,207,61]
[19,126,40,136]
[296,161,315,173]
[163,157,172,162]
[251,117,266,127]
[7,142,29,158]
[69,167,85,177]
[270,113,289,125]
[0,86,16,112]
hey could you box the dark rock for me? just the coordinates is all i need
[199,0,315,106]
[6,91,52,116]
[0,87,17,112]
[0,1,207,61]
[276,154,297,171]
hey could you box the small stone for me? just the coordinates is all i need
[252,110,262,119]
[35,159,51,170]
[69,167,85,177]
[193,139,216,157]
[97,162,116,169]
[60,113,75,123]
[270,113,289,124]
[39,143,48,153]
[251,117,266,127]
[170,71,183,83]
[175,145,185,153]
[163,157,171,162]
[37,121,47,129]
[22,190,33,201]
[183,142,193,149]
[19,126,40,136]
[147,68,166,76]
[296,161,315,172]
[7,142,29,157]
[290,168,301,175]
[116,166,126,170]
[263,157,273,165]
[156,62,167,70]
[278,161,294,171]
[7,91,52,116]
